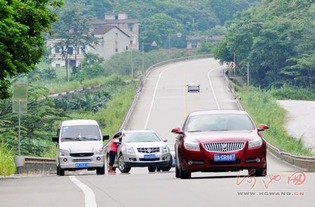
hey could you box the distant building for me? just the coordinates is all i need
[46,38,87,68]
[89,25,131,61]
[47,13,139,67]
[90,13,139,51]
[186,35,223,49]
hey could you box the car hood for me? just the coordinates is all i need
[59,141,103,153]
[124,142,166,148]
[185,130,261,143]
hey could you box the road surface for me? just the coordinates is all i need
[0,58,313,207]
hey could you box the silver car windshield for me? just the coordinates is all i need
[61,125,101,141]
[187,114,255,132]
[124,132,161,143]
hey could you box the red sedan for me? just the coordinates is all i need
[171,110,269,179]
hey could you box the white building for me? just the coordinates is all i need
[89,25,131,61]
[47,38,87,67]
[47,13,139,67]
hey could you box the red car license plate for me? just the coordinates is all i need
[214,154,236,162]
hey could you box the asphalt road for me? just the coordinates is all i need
[1,58,314,207]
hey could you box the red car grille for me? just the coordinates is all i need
[203,142,245,152]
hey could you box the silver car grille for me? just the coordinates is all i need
[72,159,92,162]
[203,142,245,152]
[137,147,160,153]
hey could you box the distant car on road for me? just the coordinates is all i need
[171,110,269,179]
[107,129,172,173]
[187,82,200,92]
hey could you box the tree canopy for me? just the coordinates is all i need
[213,0,315,88]
[0,0,62,99]
[51,0,98,81]
[83,0,259,48]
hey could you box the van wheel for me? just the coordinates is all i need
[96,167,105,175]
[57,165,65,176]
[106,154,110,171]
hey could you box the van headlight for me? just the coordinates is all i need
[249,138,263,149]
[59,149,70,156]
[184,140,200,151]
[94,148,104,155]
[162,145,169,153]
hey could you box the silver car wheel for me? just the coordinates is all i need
[118,153,131,173]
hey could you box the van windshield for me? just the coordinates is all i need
[61,125,101,142]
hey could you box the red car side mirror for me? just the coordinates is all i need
[171,127,183,134]
[258,124,269,131]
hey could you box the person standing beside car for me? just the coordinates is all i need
[108,132,122,174]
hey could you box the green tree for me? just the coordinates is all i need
[0,0,62,99]
[214,0,315,88]
[0,84,67,156]
[51,0,98,81]
[141,13,184,49]
[71,53,105,81]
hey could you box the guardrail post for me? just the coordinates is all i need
[14,156,25,174]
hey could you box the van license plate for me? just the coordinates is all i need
[75,163,89,168]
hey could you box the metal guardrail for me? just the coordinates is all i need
[14,156,55,174]
[14,56,315,174]
[224,69,315,171]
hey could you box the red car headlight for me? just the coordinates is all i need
[248,138,263,149]
[184,140,200,151]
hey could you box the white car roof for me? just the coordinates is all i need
[61,119,99,126]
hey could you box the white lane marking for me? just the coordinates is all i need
[144,71,164,129]
[208,68,221,110]
[69,176,97,207]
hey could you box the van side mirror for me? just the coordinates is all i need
[52,136,59,143]
[103,135,110,141]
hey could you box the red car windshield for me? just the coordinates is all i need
[186,114,255,132]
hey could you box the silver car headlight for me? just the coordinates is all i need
[94,147,104,155]
[248,138,263,149]
[59,149,70,156]
[184,140,200,151]
[162,145,169,153]
[127,146,135,154]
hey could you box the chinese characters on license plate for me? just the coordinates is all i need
[75,163,89,168]
[214,154,236,162]
[144,154,156,160]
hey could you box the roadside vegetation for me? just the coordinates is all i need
[212,0,315,156]
[0,49,196,176]
[2,0,315,176]
[0,143,16,175]
[237,86,314,156]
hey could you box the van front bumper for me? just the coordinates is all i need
[58,154,105,170]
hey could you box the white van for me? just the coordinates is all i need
[52,119,109,176]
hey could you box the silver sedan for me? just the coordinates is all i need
[116,130,171,173]
[187,82,200,92]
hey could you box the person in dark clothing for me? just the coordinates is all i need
[108,132,122,174]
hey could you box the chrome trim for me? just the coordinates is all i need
[203,142,245,152]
